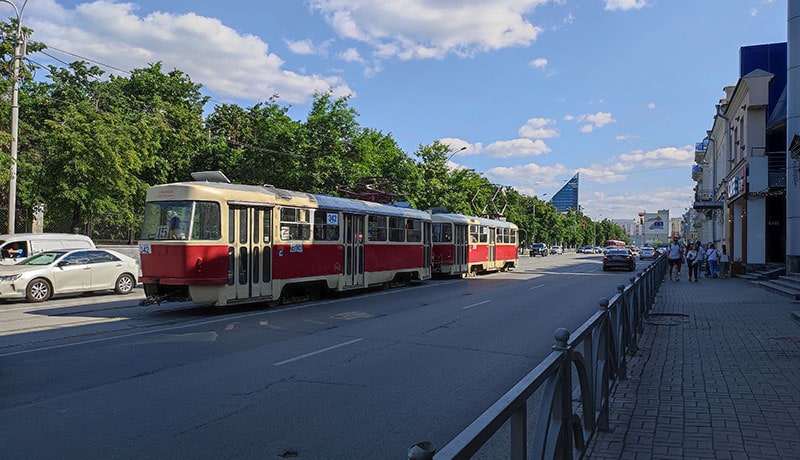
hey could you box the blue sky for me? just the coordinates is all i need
[16,0,787,221]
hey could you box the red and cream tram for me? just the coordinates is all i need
[138,172,431,306]
[430,211,519,276]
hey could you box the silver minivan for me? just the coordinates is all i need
[0,233,96,264]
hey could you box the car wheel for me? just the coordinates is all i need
[115,273,135,294]
[26,278,52,303]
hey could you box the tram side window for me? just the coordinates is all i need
[239,208,248,244]
[367,215,387,241]
[469,225,480,243]
[479,226,488,243]
[406,219,422,242]
[510,229,517,245]
[279,207,311,241]
[191,202,221,240]
[262,209,271,243]
[432,223,453,243]
[499,228,509,244]
[388,217,405,242]
[313,210,340,241]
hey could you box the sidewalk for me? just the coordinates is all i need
[585,273,800,459]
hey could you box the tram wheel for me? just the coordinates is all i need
[266,297,281,308]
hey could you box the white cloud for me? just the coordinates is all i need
[580,112,616,127]
[26,0,352,105]
[647,102,655,109]
[286,39,315,55]
[574,111,616,133]
[530,57,548,69]
[341,47,365,63]
[439,138,479,156]
[562,114,575,121]
[286,38,333,56]
[518,117,559,139]
[485,162,570,193]
[619,145,694,167]
[309,0,548,61]
[485,138,552,158]
[604,0,648,11]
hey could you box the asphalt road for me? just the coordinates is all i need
[0,251,650,459]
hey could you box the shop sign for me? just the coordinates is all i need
[727,168,746,200]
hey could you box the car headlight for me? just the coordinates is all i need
[0,273,21,282]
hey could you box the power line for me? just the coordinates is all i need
[43,45,130,74]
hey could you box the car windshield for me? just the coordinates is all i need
[18,251,67,266]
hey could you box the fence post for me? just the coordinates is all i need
[551,327,573,459]
[408,441,436,460]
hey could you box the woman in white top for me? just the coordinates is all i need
[685,242,700,282]
[706,243,720,278]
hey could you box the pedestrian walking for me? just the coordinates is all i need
[706,243,720,278]
[697,241,708,278]
[686,241,700,282]
[666,236,683,281]
[719,244,730,278]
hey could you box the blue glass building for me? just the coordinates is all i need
[551,173,579,213]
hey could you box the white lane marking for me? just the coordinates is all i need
[272,338,364,366]
[0,280,450,358]
[529,284,545,290]
[462,300,491,310]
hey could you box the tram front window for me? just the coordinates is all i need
[141,201,221,241]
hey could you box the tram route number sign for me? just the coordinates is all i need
[327,213,339,225]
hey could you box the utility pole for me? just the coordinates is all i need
[1,0,28,234]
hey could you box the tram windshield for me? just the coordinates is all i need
[141,201,221,241]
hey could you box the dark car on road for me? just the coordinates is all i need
[602,248,636,271]
[529,243,549,257]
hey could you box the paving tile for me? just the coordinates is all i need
[584,276,800,459]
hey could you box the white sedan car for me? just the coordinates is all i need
[0,249,139,302]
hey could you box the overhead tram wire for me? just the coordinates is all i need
[43,45,131,75]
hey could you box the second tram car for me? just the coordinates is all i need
[430,211,519,276]
[138,173,432,307]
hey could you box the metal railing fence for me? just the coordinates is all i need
[410,255,668,460]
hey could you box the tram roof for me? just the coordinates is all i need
[149,182,430,220]
[430,212,518,229]
[314,194,431,220]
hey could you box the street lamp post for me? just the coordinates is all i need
[1,0,28,234]
[446,146,467,163]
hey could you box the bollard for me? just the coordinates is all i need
[408,441,436,460]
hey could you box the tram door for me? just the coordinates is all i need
[423,221,432,277]
[488,227,497,266]
[454,224,468,270]
[343,214,365,288]
[230,205,273,301]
